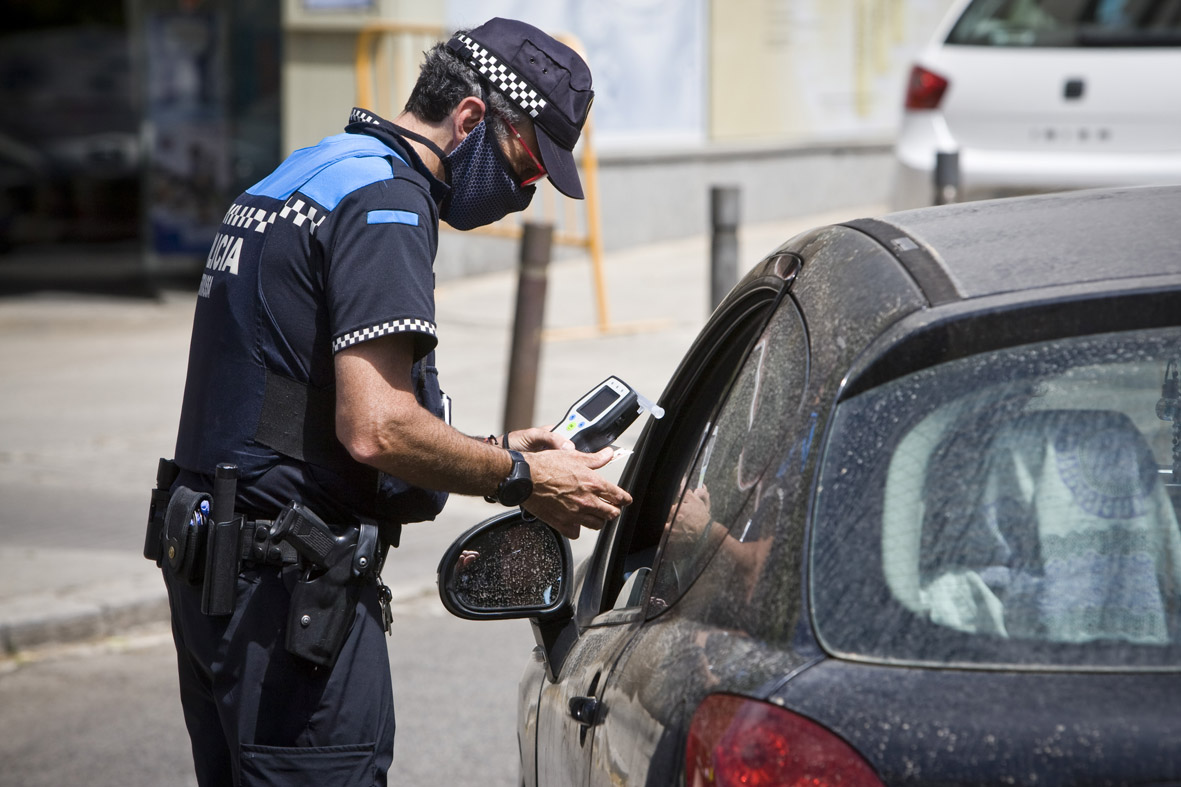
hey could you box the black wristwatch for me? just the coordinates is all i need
[486,449,533,506]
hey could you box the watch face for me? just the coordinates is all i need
[498,451,533,506]
[499,476,533,507]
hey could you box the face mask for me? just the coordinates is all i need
[440,120,535,230]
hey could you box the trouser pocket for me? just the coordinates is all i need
[240,742,375,787]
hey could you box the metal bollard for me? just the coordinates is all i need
[934,150,961,206]
[710,185,740,311]
[503,222,554,434]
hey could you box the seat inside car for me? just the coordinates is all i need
[884,405,1181,645]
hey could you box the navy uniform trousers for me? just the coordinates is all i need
[164,564,394,786]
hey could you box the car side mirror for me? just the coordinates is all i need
[437,511,574,621]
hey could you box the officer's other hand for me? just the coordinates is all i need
[521,447,632,540]
[507,426,573,452]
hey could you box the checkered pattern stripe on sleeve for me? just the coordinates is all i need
[332,318,439,353]
[455,33,547,118]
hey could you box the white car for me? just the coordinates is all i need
[890,0,1181,210]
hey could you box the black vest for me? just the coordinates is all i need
[174,131,448,526]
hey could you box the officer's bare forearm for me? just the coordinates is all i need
[334,337,511,496]
[333,335,631,525]
[338,388,510,496]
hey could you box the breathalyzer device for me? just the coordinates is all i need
[554,376,664,453]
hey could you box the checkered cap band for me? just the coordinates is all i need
[456,33,547,118]
[350,108,380,125]
[333,318,438,353]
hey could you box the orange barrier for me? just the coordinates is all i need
[355,22,610,331]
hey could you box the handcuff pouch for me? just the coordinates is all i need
[164,486,211,585]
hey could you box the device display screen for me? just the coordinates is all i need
[578,387,621,421]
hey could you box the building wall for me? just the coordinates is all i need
[281,0,447,152]
[277,0,956,278]
[710,0,952,143]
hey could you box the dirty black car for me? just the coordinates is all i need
[438,185,1181,786]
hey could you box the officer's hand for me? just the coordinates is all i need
[507,426,573,453]
[521,447,632,540]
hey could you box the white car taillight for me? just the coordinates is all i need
[905,64,950,110]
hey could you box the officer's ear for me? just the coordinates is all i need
[448,96,486,149]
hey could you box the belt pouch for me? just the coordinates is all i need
[201,514,243,616]
[164,486,211,584]
[144,458,179,563]
[286,557,358,669]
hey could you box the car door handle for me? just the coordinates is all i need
[568,695,602,727]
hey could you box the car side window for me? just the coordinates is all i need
[646,299,808,615]
[599,282,792,616]
[811,326,1181,668]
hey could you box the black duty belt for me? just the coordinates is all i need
[145,460,393,669]
[238,520,300,567]
[146,484,361,585]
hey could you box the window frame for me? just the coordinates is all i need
[572,255,800,628]
[643,291,811,619]
[810,323,1181,671]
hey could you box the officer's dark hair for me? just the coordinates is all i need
[404,35,526,147]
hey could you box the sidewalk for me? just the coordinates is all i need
[0,205,882,657]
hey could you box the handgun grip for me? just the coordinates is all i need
[272,501,342,568]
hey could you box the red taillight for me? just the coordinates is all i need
[905,64,949,110]
[685,694,883,787]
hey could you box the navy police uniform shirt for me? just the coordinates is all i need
[174,108,451,526]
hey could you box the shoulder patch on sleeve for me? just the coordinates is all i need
[367,209,419,226]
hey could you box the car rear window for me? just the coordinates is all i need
[811,326,1181,670]
[946,0,1181,47]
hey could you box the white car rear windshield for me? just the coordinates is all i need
[946,0,1181,47]
[811,327,1181,670]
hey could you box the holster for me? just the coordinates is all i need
[201,464,242,616]
[285,521,380,669]
[286,556,360,668]
[201,513,243,616]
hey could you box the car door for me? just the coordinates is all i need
[531,252,799,786]
[584,291,812,786]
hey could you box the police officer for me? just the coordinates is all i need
[157,18,630,786]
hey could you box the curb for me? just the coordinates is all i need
[0,591,171,656]
[0,580,439,658]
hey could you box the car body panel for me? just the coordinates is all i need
[442,185,1181,785]
[588,613,815,786]
[927,48,1181,152]
[893,116,1181,209]
[522,252,803,787]
[575,224,930,784]
[778,660,1181,785]
[535,613,638,786]
[890,0,1181,209]
[885,185,1181,299]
